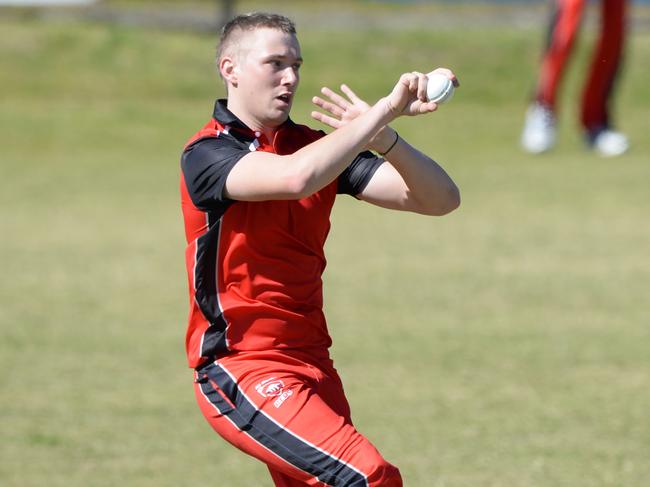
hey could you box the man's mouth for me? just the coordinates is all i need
[277,93,292,104]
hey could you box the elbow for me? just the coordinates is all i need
[446,183,461,214]
[283,174,308,198]
[283,165,317,200]
[282,154,333,199]
[421,183,461,216]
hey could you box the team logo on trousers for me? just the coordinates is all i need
[255,377,293,408]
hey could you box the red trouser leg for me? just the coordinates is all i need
[536,0,586,109]
[194,350,402,487]
[269,467,314,487]
[580,0,627,132]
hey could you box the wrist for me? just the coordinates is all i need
[370,127,396,154]
[375,96,399,124]
[378,130,399,157]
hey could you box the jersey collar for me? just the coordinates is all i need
[212,99,297,139]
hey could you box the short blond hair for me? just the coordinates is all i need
[217,12,297,68]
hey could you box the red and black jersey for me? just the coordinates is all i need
[180,100,383,369]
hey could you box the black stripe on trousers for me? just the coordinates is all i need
[198,362,369,487]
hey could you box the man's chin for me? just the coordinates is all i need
[265,110,291,127]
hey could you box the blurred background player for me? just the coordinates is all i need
[521,0,629,156]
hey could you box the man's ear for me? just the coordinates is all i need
[220,56,238,88]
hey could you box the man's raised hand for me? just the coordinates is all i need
[311,84,371,130]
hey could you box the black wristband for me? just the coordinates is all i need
[379,131,399,156]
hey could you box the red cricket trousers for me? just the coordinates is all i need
[194,349,402,486]
[535,0,627,132]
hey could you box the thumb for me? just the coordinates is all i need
[387,75,412,114]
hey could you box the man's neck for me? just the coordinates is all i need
[226,98,278,142]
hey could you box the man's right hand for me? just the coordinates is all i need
[384,68,459,119]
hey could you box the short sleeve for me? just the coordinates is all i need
[337,150,384,196]
[181,135,248,211]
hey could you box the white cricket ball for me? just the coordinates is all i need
[426,73,454,104]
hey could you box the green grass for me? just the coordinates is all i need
[1,5,649,487]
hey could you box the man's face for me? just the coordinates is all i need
[226,28,302,130]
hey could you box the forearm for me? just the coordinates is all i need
[309,68,460,215]
[289,98,394,197]
[227,69,447,202]
[382,130,460,215]
[224,98,395,201]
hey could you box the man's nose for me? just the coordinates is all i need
[282,67,299,85]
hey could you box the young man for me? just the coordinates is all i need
[521,0,629,156]
[180,12,460,487]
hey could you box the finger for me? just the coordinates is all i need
[439,69,460,88]
[340,84,362,103]
[406,100,438,115]
[418,101,438,113]
[431,67,460,88]
[321,87,351,109]
[312,96,344,117]
[417,72,428,101]
[431,67,452,78]
[408,72,420,92]
[310,111,343,129]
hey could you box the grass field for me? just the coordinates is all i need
[1,2,649,486]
